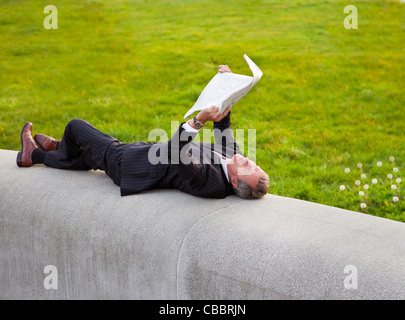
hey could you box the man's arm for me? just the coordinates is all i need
[212,110,242,157]
[164,108,232,198]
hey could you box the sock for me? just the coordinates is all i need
[32,149,47,164]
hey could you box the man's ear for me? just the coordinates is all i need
[230,176,238,189]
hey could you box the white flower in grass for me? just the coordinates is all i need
[396,178,402,184]
[377,161,383,167]
[361,174,367,179]
[364,184,369,190]
[339,185,346,191]
[372,178,378,184]
[345,168,350,174]
[393,196,399,202]
[391,185,397,190]
[359,191,365,196]
[389,156,395,162]
[393,167,399,173]
[357,163,363,169]
[387,173,393,179]
[360,202,367,209]
[355,180,361,186]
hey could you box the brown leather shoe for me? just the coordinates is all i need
[16,122,39,167]
[34,133,59,152]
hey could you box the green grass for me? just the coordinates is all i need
[1,0,404,221]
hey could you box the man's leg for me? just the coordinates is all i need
[42,118,119,171]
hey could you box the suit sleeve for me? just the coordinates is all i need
[213,111,243,156]
[167,122,221,194]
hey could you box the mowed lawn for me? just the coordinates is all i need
[1,0,404,221]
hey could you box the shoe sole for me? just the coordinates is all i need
[16,151,22,167]
[16,122,31,167]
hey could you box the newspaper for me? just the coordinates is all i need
[184,54,263,119]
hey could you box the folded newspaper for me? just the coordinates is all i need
[184,54,263,119]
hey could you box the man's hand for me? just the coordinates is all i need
[187,105,232,130]
[218,65,232,73]
[196,105,232,125]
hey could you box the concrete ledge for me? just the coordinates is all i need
[1,149,405,299]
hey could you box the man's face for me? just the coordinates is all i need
[229,154,265,189]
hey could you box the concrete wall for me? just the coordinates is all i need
[1,149,404,299]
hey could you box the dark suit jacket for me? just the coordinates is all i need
[119,112,243,198]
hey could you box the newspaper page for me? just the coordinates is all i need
[184,54,263,119]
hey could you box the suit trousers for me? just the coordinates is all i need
[42,119,124,185]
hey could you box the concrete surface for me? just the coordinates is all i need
[0,149,404,299]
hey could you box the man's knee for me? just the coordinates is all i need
[67,118,83,127]
[66,118,90,132]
